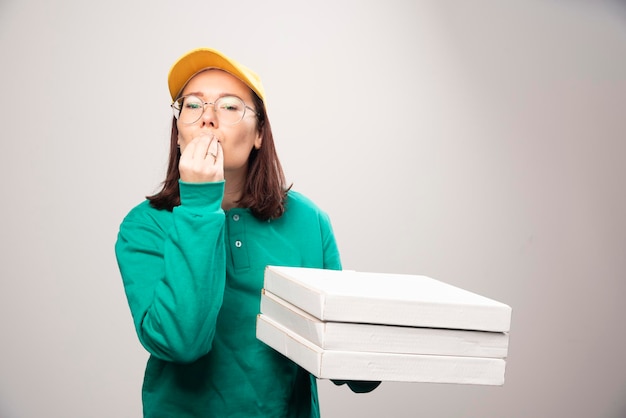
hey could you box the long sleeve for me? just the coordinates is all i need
[116,188,373,416]
[319,209,342,271]
[115,181,226,363]
[319,206,382,395]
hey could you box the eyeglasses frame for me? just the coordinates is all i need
[171,94,258,125]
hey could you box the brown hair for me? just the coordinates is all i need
[147,92,291,220]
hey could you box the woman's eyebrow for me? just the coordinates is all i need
[183,90,206,97]
[183,91,242,100]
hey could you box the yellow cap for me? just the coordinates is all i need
[167,47,265,102]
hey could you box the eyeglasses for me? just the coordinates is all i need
[171,95,258,125]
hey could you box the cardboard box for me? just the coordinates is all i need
[261,290,509,358]
[256,314,506,385]
[263,266,511,332]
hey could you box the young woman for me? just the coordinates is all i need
[115,47,379,417]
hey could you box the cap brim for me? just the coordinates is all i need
[167,47,265,102]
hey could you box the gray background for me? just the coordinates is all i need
[1,0,625,417]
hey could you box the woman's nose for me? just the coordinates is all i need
[200,103,218,127]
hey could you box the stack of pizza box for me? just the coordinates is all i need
[256,266,511,385]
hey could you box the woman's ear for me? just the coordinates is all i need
[254,131,262,150]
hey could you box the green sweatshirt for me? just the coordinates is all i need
[115,181,341,417]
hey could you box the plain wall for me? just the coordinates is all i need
[1,0,625,417]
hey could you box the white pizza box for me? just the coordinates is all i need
[263,266,511,332]
[260,290,508,358]
[256,314,506,385]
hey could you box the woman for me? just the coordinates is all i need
[115,47,379,418]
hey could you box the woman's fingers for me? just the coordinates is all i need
[204,135,220,162]
[179,134,224,183]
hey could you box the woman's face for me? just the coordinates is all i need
[177,69,262,174]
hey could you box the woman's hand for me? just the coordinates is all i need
[179,133,224,183]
